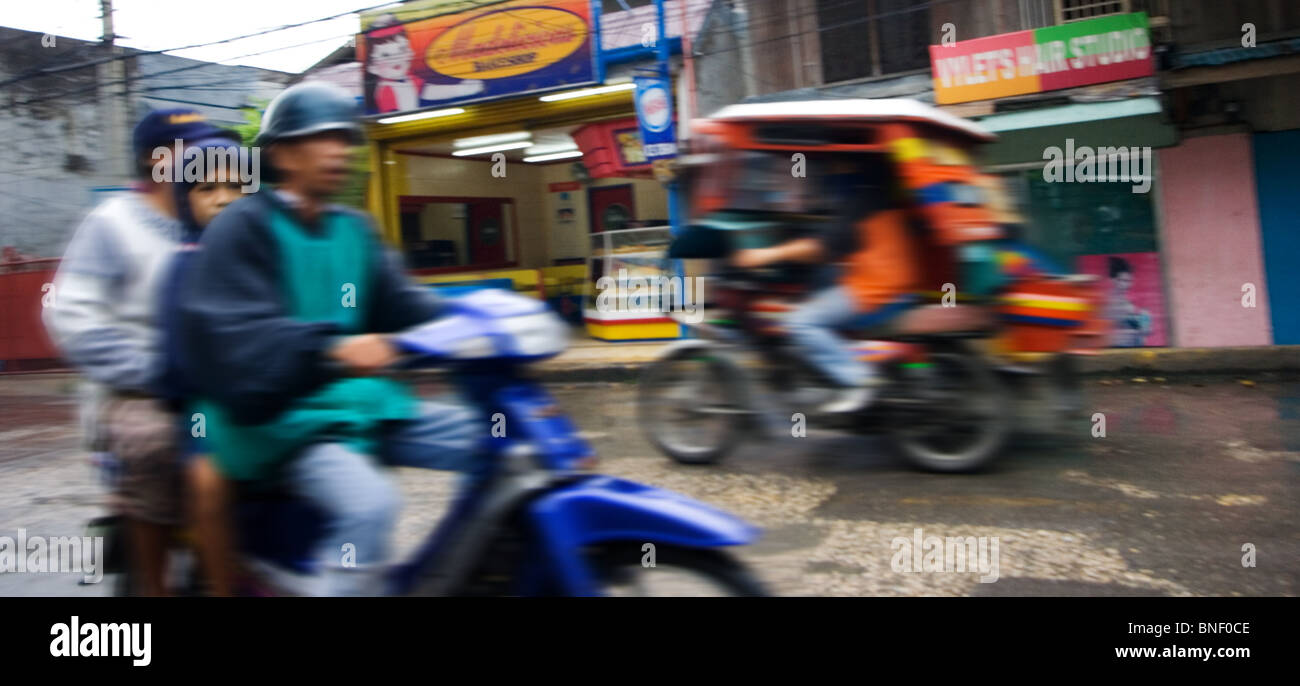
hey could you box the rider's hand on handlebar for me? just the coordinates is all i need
[328,334,400,376]
[732,247,776,269]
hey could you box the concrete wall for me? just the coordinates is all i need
[1,29,132,259]
[0,27,290,259]
[1157,133,1273,346]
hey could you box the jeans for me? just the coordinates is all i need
[283,396,482,595]
[785,286,913,388]
[785,285,871,387]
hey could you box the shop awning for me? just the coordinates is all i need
[974,96,1177,167]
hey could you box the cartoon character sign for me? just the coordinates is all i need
[357,0,597,117]
[363,14,484,114]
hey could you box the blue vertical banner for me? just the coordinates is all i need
[1253,130,1300,344]
[634,75,678,160]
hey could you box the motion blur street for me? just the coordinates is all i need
[3,371,1296,597]
[3,0,1300,609]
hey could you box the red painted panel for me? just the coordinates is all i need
[0,269,60,361]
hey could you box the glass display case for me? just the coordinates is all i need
[583,226,681,341]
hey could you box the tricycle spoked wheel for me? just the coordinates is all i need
[889,344,1010,472]
[590,543,768,597]
[638,346,747,465]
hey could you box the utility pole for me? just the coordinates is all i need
[679,0,697,125]
[98,0,130,181]
[734,0,759,101]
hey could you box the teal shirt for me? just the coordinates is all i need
[199,207,417,481]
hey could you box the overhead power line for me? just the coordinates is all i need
[4,0,981,111]
[0,1,398,88]
[4,31,355,110]
[694,0,971,59]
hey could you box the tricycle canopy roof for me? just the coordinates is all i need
[702,98,996,143]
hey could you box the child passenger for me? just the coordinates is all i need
[156,135,246,595]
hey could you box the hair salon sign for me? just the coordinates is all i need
[930,12,1153,105]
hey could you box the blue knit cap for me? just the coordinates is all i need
[132,108,234,159]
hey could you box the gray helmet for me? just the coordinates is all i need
[256,82,363,147]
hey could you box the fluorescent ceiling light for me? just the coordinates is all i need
[377,108,466,124]
[452,141,533,156]
[453,131,531,148]
[524,150,584,163]
[523,142,578,156]
[538,82,636,102]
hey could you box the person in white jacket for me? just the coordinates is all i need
[43,108,237,595]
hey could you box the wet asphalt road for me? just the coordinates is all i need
[1,373,1297,596]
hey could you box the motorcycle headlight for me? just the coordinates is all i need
[498,312,569,357]
[449,335,497,359]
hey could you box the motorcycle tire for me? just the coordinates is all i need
[888,343,1010,473]
[637,345,748,465]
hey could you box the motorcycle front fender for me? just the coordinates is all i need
[525,475,761,595]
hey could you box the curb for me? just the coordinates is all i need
[1071,346,1300,375]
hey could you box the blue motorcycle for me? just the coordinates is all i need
[99,290,767,597]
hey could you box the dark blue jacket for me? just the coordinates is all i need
[176,191,441,425]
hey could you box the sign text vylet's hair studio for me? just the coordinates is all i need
[929,12,1154,105]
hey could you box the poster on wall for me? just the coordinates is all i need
[357,0,598,116]
[548,181,583,260]
[555,188,576,227]
[1076,252,1168,348]
[614,127,649,167]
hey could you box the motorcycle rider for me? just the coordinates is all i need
[731,155,921,413]
[177,82,482,596]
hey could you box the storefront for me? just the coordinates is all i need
[973,97,1177,348]
[354,0,685,340]
[933,12,1180,348]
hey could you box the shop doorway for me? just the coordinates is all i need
[466,199,507,265]
[588,184,635,233]
[998,169,1169,348]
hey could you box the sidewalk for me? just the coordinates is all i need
[4,341,1295,390]
[534,337,1300,381]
